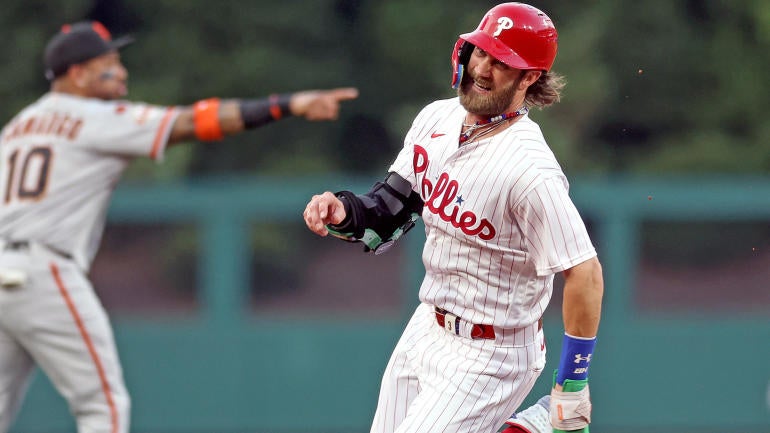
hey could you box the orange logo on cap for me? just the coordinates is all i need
[90,22,112,40]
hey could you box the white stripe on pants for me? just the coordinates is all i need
[370,303,545,433]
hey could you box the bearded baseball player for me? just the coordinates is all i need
[0,21,357,433]
[303,3,603,433]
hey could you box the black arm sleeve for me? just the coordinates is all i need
[238,94,292,129]
[328,172,424,252]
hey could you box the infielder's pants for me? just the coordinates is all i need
[0,243,130,433]
[370,302,545,433]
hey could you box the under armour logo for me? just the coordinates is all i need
[493,17,514,37]
[574,353,592,363]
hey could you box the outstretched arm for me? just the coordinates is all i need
[167,87,359,145]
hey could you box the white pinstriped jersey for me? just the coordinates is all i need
[0,92,178,271]
[389,97,596,330]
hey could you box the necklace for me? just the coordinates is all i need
[465,119,508,143]
[459,106,529,145]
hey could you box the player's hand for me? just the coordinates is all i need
[550,379,591,432]
[303,191,347,236]
[290,87,359,121]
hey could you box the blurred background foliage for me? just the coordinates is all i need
[1,0,768,181]
[2,2,769,432]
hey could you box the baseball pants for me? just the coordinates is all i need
[370,302,545,433]
[0,241,129,433]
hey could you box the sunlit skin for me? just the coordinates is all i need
[458,47,541,123]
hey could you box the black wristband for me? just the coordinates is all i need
[239,94,292,129]
[269,93,292,119]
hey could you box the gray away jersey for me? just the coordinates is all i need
[0,92,178,271]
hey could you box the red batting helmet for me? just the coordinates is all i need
[451,3,558,88]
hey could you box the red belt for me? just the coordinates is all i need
[434,307,495,340]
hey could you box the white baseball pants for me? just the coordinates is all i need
[370,302,546,433]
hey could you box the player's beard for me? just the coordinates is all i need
[457,73,520,118]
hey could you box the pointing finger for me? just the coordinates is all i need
[329,87,359,101]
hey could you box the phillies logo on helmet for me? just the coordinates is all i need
[493,17,514,37]
[451,2,559,77]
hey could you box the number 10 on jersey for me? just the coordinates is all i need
[4,146,53,203]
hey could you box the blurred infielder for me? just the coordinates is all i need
[0,21,357,433]
[304,3,603,433]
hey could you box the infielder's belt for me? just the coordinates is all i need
[2,240,72,260]
[3,241,30,251]
[434,307,496,340]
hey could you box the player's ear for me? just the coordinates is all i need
[520,70,542,89]
[67,65,88,88]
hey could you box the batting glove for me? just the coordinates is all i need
[550,376,591,432]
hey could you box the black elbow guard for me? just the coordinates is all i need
[327,172,423,254]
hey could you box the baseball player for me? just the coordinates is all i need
[0,21,357,433]
[303,3,602,433]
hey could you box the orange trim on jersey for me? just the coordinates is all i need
[192,98,224,141]
[150,107,177,160]
[50,263,119,433]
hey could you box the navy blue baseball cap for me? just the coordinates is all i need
[43,21,134,80]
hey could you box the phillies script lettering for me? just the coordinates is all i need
[413,144,496,240]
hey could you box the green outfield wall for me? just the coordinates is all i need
[11,175,770,433]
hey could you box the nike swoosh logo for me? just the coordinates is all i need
[431,132,445,138]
